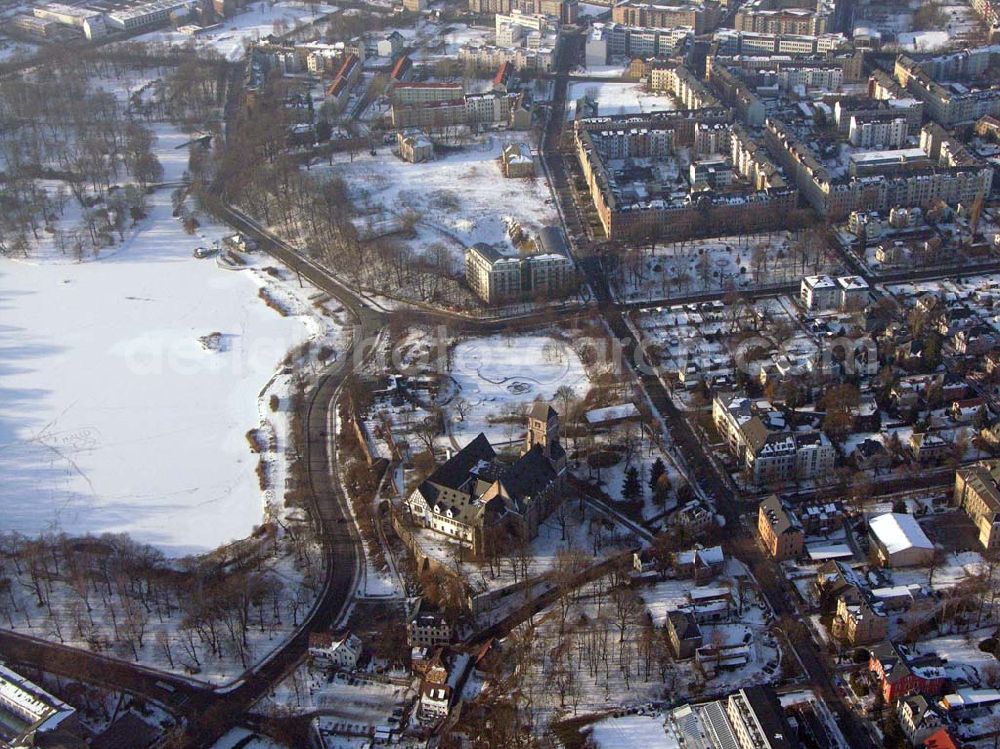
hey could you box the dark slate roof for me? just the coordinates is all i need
[91,713,159,749]
[537,226,569,257]
[667,610,701,641]
[741,415,772,452]
[422,433,496,492]
[498,444,557,507]
[759,494,800,536]
[468,242,505,263]
[740,686,798,749]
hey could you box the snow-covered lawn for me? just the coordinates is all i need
[587,715,676,749]
[135,1,338,60]
[0,152,346,555]
[412,501,638,597]
[447,333,590,447]
[327,132,558,269]
[567,81,677,118]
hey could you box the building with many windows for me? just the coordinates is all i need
[574,111,798,240]
[404,404,567,555]
[954,461,1000,550]
[106,0,191,31]
[465,233,575,304]
[765,118,993,219]
[611,0,721,35]
[757,495,804,560]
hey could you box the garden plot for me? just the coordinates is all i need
[567,81,678,117]
[0,124,346,554]
[327,133,559,271]
[135,1,339,60]
[611,232,843,303]
[445,333,590,448]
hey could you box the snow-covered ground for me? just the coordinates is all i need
[0,121,346,554]
[588,715,676,749]
[134,1,339,60]
[897,30,951,51]
[447,334,590,447]
[326,132,558,270]
[212,728,287,748]
[612,232,843,303]
[567,81,677,118]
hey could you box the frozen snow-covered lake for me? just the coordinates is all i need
[0,189,330,555]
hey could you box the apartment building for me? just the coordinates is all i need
[833,594,888,645]
[894,50,1000,127]
[0,664,77,747]
[397,129,434,163]
[106,0,189,31]
[574,112,797,240]
[500,141,535,177]
[392,82,465,106]
[470,0,578,22]
[757,495,805,560]
[849,111,908,149]
[465,232,574,304]
[730,124,786,189]
[587,22,692,62]
[33,2,109,38]
[800,274,869,310]
[955,462,1000,550]
[707,63,767,126]
[459,43,554,72]
[649,64,722,110]
[611,0,721,35]
[712,28,846,55]
[765,118,994,219]
[725,686,800,749]
[735,6,826,35]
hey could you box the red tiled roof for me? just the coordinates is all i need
[924,728,958,749]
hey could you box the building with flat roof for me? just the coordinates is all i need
[0,664,77,749]
[106,0,191,31]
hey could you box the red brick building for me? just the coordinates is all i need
[868,641,948,703]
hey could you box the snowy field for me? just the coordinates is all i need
[134,1,339,60]
[0,122,346,554]
[327,133,558,270]
[0,35,37,64]
[587,715,676,749]
[447,334,590,447]
[567,81,677,118]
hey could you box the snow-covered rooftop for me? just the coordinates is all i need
[869,512,934,555]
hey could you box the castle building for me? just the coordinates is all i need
[405,403,567,555]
